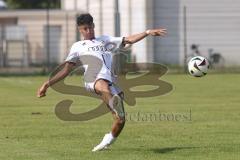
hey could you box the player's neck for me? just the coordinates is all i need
[84,36,96,40]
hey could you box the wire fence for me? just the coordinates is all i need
[0,1,240,74]
[0,10,78,73]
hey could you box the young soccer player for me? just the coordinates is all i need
[37,13,166,151]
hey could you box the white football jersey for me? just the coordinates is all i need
[65,35,124,83]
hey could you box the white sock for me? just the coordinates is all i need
[109,132,115,139]
[107,132,116,144]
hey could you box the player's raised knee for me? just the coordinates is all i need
[95,80,111,95]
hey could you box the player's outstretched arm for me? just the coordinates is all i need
[37,62,75,98]
[123,28,167,45]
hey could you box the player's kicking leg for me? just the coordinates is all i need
[92,79,125,152]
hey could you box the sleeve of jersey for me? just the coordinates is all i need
[108,36,124,51]
[65,43,80,64]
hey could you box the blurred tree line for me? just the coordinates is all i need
[4,0,61,9]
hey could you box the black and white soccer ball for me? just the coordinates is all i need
[188,56,209,77]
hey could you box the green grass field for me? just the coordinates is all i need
[0,74,240,160]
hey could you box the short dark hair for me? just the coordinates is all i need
[77,13,93,26]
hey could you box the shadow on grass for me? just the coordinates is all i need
[151,146,199,154]
[114,146,200,154]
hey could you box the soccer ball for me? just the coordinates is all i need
[188,56,209,77]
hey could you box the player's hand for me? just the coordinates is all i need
[147,28,167,36]
[37,82,49,98]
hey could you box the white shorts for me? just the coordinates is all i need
[84,78,123,96]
